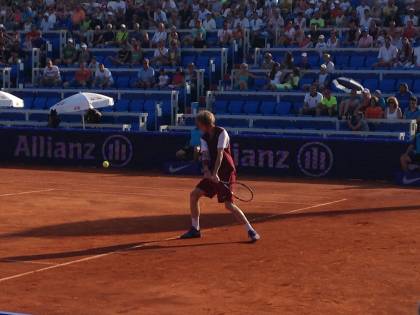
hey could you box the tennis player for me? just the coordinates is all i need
[180,110,260,242]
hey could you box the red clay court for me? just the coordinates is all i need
[0,167,419,314]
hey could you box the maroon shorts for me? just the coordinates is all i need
[197,172,236,203]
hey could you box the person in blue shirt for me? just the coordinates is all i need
[176,127,201,161]
[396,83,414,111]
[404,96,420,123]
[400,132,420,172]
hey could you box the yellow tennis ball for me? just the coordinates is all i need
[102,160,110,168]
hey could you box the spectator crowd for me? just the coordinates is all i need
[0,0,418,123]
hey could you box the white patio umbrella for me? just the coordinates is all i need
[50,92,114,129]
[0,91,24,108]
[50,92,114,114]
[333,77,365,94]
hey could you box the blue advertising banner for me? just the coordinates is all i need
[0,127,408,179]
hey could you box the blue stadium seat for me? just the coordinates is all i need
[379,79,395,92]
[275,102,292,115]
[32,97,47,109]
[259,101,276,115]
[243,101,259,114]
[350,55,365,69]
[228,100,243,114]
[116,99,130,112]
[129,100,144,112]
[254,78,267,90]
[213,100,228,114]
[23,97,33,108]
[413,80,420,93]
[363,79,378,91]
[335,55,349,68]
[46,98,60,108]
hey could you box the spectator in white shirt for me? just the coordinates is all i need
[300,85,324,116]
[40,59,61,87]
[374,36,398,67]
[152,40,169,66]
[203,14,216,31]
[154,9,168,25]
[151,23,167,47]
[40,13,53,32]
[404,8,418,26]
[217,21,232,46]
[92,63,114,88]
[322,53,335,73]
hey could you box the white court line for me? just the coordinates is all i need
[0,198,347,284]
[0,189,55,198]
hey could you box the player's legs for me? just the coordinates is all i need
[224,201,260,241]
[190,187,205,230]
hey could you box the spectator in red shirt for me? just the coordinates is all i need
[365,96,384,119]
[65,62,92,88]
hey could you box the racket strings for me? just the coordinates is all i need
[231,182,253,202]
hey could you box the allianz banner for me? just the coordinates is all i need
[0,128,407,179]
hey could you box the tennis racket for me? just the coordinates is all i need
[221,180,254,202]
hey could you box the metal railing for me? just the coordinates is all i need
[31,67,205,100]
[160,124,406,140]
[3,87,178,124]
[0,108,148,130]
[230,68,420,89]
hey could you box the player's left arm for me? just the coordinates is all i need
[211,148,224,182]
[211,129,229,183]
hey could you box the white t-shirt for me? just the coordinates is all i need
[378,44,398,62]
[43,65,60,79]
[95,68,113,82]
[304,92,323,108]
[200,129,229,152]
[152,31,167,44]
[203,18,216,31]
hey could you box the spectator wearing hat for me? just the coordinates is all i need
[404,8,418,27]
[77,43,92,64]
[315,34,328,51]
[315,64,331,89]
[298,53,311,69]
[115,24,128,45]
[404,97,420,122]
[92,63,114,88]
[60,38,77,66]
[322,53,335,73]
[385,96,403,120]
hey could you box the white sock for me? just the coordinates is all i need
[192,217,200,230]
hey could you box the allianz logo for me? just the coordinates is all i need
[13,135,133,167]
